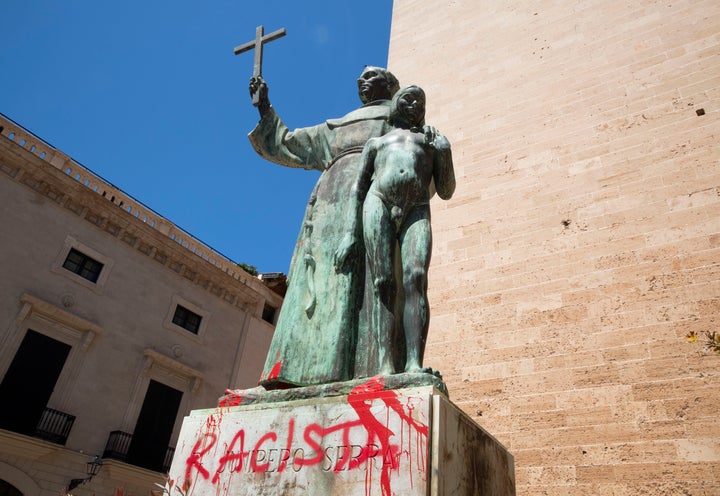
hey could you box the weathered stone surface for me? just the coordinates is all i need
[219,372,448,407]
[432,394,515,495]
[169,382,515,495]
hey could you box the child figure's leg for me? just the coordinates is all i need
[362,193,396,375]
[399,206,432,373]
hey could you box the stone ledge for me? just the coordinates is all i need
[219,372,448,407]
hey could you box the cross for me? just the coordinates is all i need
[234,25,286,105]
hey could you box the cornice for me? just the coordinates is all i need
[0,114,283,314]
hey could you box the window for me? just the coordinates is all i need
[262,303,277,324]
[0,330,71,438]
[62,248,104,283]
[172,305,202,334]
[52,237,113,293]
[163,296,208,340]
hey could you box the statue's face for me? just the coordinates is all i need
[357,67,390,104]
[396,88,425,126]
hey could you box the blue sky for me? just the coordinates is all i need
[1,1,394,273]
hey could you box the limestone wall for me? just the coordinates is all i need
[388,1,720,494]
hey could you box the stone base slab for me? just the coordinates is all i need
[219,371,448,407]
[168,379,514,495]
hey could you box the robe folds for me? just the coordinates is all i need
[249,101,393,387]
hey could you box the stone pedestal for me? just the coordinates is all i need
[167,379,515,495]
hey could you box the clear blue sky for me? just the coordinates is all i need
[1,1,394,273]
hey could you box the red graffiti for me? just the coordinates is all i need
[277,418,295,472]
[184,434,216,482]
[184,415,222,485]
[250,432,278,471]
[347,377,428,496]
[182,378,428,495]
[211,429,246,483]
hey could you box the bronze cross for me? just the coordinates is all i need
[234,25,286,105]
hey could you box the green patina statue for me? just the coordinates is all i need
[335,85,455,377]
[246,70,453,391]
[248,67,399,388]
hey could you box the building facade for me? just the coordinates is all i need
[389,1,719,494]
[0,113,281,495]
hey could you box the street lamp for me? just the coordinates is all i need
[68,455,103,491]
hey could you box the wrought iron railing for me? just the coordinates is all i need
[163,447,175,473]
[103,430,132,463]
[103,430,175,473]
[34,407,76,445]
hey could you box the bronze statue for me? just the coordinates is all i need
[336,85,455,376]
[247,67,400,387]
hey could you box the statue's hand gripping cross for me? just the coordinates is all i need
[234,25,286,106]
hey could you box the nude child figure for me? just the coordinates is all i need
[335,85,455,375]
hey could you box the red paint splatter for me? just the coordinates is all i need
[219,389,243,407]
[347,377,429,496]
[267,360,283,380]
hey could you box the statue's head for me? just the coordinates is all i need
[357,66,400,104]
[389,85,426,128]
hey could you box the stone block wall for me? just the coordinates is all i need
[388,1,720,494]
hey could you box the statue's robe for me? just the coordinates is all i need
[249,101,393,387]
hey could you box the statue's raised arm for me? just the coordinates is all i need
[249,76,271,117]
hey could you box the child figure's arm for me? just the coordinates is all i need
[334,138,378,271]
[425,125,455,200]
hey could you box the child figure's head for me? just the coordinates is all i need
[390,85,426,128]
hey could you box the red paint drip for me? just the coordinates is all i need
[346,377,429,496]
[267,360,283,380]
[182,414,223,493]
[347,378,396,495]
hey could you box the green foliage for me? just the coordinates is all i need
[237,262,259,276]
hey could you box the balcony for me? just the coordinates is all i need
[103,430,175,473]
[0,406,76,445]
[34,407,76,445]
